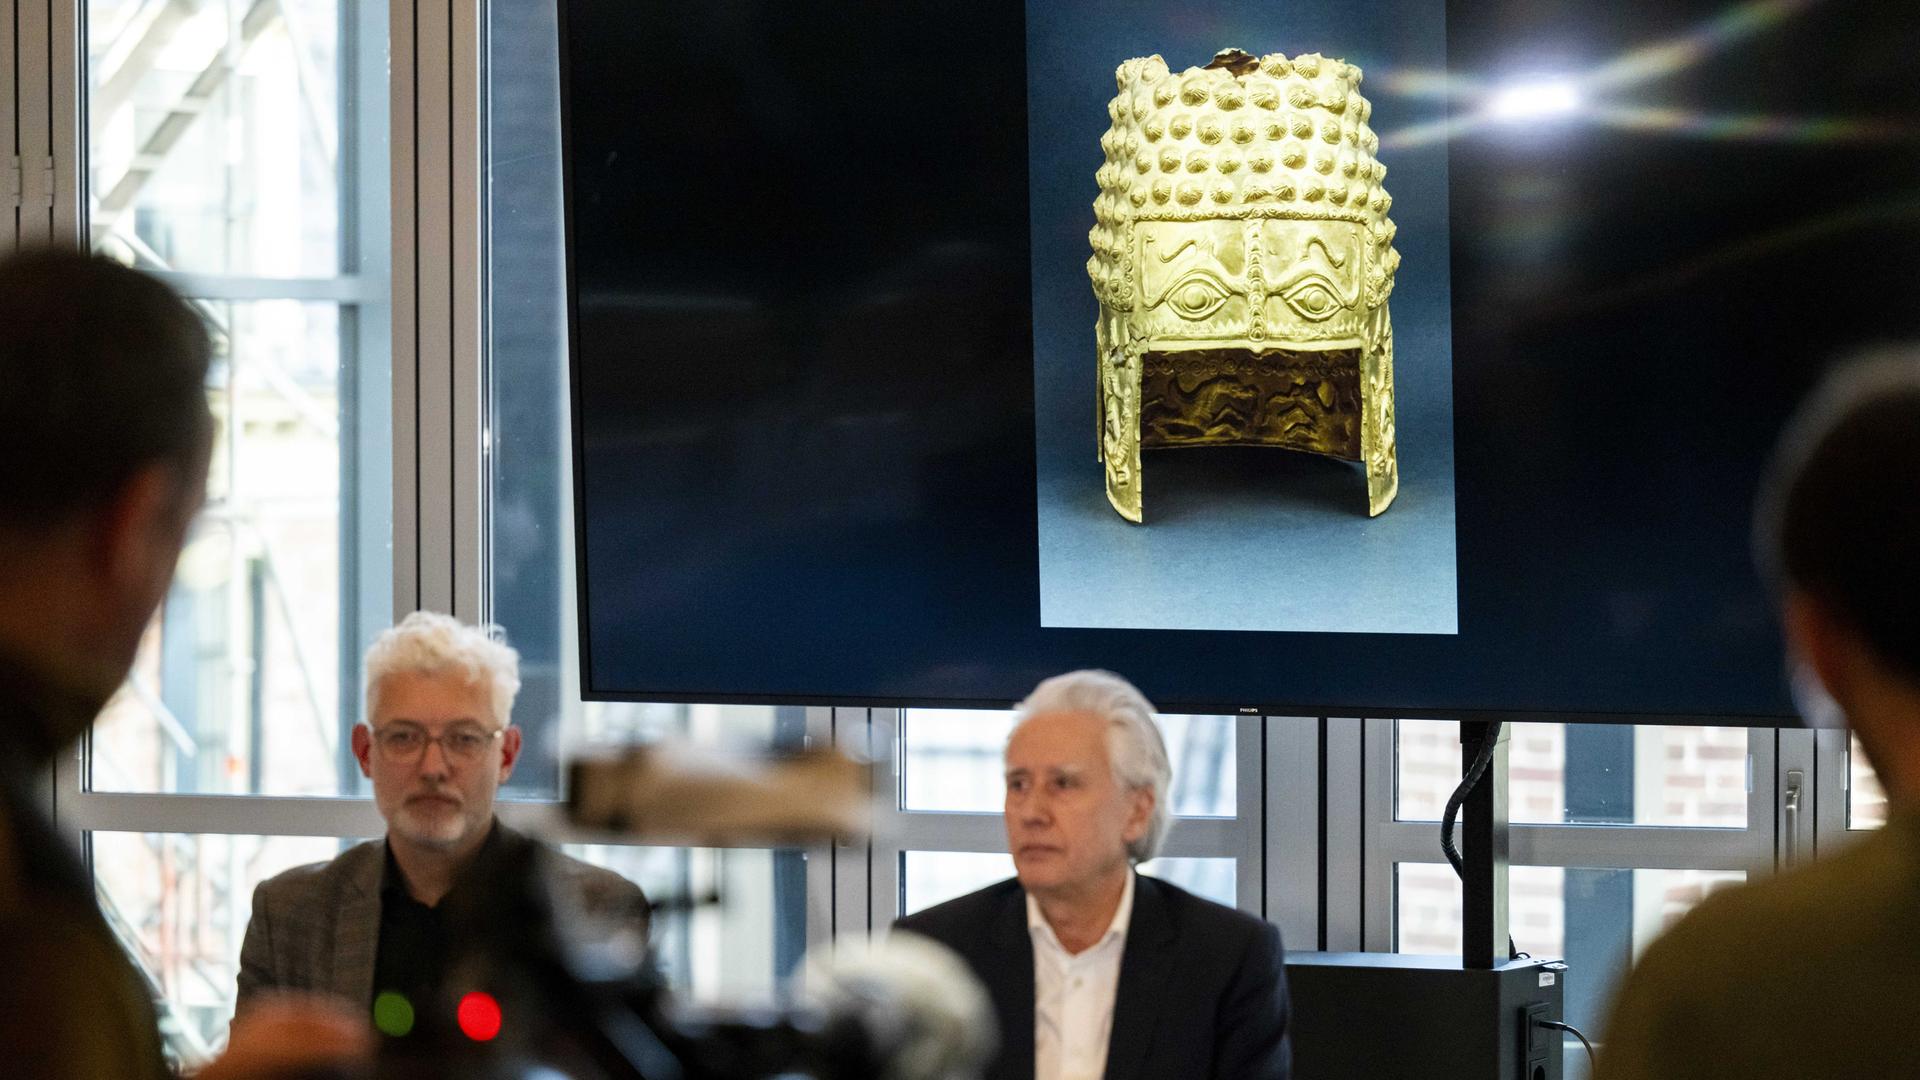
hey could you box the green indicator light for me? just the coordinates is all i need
[373,990,416,1038]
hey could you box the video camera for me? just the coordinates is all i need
[361,742,991,1080]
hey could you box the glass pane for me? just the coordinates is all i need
[901,709,1237,816]
[91,299,388,796]
[499,701,796,804]
[1849,735,1889,831]
[900,711,1014,814]
[92,832,361,1062]
[1147,856,1236,908]
[901,851,1237,917]
[85,0,391,796]
[87,0,361,277]
[902,851,1014,915]
[1395,861,1744,1070]
[1395,863,1568,958]
[1396,720,1748,828]
[564,846,805,1006]
[485,0,575,797]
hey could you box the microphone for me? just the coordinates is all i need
[566,739,872,847]
[799,933,997,1080]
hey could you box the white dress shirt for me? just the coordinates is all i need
[1028,872,1136,1080]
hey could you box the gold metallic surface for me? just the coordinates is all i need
[1089,48,1401,522]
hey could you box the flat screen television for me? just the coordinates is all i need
[558,0,1920,721]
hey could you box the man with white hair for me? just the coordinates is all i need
[896,670,1292,1080]
[236,611,646,1032]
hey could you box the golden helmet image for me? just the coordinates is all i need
[1088,48,1401,522]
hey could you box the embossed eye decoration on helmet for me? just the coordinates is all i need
[1162,271,1233,320]
[1280,277,1342,321]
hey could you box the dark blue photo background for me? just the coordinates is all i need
[1027,2,1459,633]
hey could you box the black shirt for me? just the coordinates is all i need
[371,820,511,1034]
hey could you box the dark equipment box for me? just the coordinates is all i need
[1285,952,1568,1080]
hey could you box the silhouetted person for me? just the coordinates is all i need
[0,246,369,1078]
[1599,352,1920,1079]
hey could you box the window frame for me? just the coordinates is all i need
[1361,718,1780,953]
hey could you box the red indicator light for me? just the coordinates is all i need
[457,991,503,1042]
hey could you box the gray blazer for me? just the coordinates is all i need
[235,822,647,1010]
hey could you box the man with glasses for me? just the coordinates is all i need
[236,610,647,1029]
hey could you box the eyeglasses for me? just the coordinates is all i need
[370,723,503,764]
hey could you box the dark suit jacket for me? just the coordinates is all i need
[896,874,1292,1080]
[236,820,647,1010]
[0,653,169,1080]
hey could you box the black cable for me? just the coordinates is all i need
[1439,722,1521,958]
[1537,1019,1596,1074]
[1439,721,1501,876]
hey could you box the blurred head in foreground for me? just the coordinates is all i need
[0,246,213,745]
[1757,350,1920,804]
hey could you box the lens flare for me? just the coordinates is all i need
[1367,0,1915,151]
[1488,81,1582,121]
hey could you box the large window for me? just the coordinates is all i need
[84,0,391,800]
[94,832,357,1052]
[1381,720,1772,1078]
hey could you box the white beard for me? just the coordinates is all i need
[391,800,472,849]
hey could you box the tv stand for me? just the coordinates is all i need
[1459,720,1511,969]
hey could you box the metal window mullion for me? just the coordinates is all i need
[1373,820,1761,873]
[15,0,50,246]
[804,706,836,952]
[410,0,454,615]
[61,791,385,837]
[2,0,18,255]
[46,0,76,245]
[834,707,878,934]
[33,0,75,844]
[449,0,483,625]
[1265,715,1320,948]
[390,0,421,616]
[1230,715,1263,914]
[866,708,902,926]
[1322,716,1363,950]
[144,272,379,303]
[344,0,396,782]
[1360,717,1395,950]
[884,812,1006,852]
[50,740,79,849]
[1812,727,1856,859]
[1745,724,1782,876]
